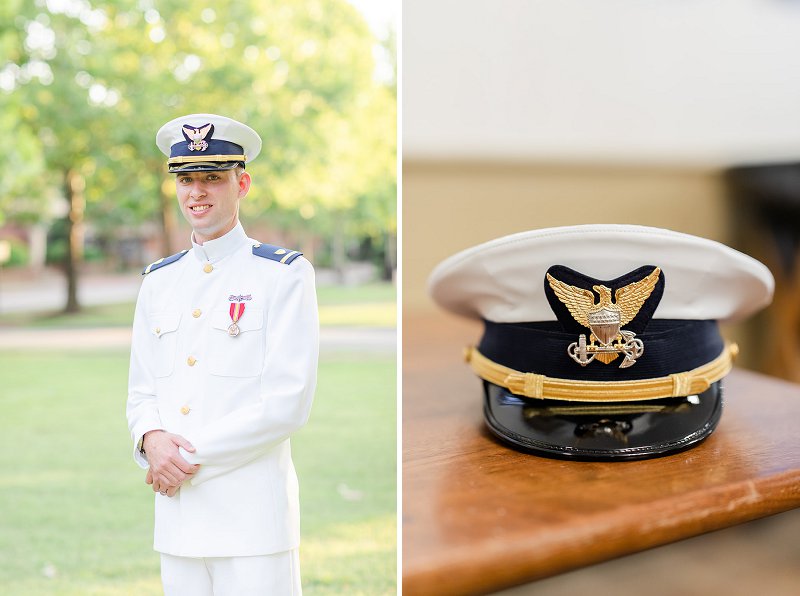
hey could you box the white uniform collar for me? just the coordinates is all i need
[191,221,249,263]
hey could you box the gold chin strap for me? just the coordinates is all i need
[464,343,738,402]
[168,154,246,165]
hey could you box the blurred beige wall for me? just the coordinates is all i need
[403,160,731,313]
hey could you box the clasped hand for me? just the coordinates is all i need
[143,430,200,497]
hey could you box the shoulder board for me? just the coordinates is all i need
[252,243,303,265]
[142,249,189,275]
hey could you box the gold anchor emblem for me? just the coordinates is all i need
[546,267,661,368]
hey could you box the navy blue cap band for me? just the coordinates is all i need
[169,139,245,161]
[478,319,724,382]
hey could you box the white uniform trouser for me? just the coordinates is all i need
[160,550,301,596]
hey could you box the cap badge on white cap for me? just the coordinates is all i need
[546,265,662,368]
[182,123,213,152]
[157,113,262,172]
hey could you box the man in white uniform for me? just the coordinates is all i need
[127,113,318,595]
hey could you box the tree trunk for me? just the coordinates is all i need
[383,231,397,281]
[63,168,85,313]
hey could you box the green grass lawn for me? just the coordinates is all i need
[0,282,396,329]
[0,349,396,595]
[0,301,137,329]
[315,282,395,305]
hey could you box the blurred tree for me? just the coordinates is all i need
[2,0,395,311]
[0,0,49,227]
[2,0,116,311]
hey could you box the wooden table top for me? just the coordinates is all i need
[402,312,800,596]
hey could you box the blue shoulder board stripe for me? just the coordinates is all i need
[252,243,303,265]
[142,249,189,275]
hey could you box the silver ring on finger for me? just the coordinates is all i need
[160,491,167,495]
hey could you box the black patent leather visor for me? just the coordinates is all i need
[483,381,723,461]
[169,161,243,173]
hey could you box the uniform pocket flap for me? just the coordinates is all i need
[211,307,264,333]
[149,312,181,338]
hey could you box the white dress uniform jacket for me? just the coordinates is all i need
[126,222,319,557]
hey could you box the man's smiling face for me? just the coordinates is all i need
[175,168,251,244]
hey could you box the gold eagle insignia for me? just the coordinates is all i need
[546,267,661,366]
[182,123,213,151]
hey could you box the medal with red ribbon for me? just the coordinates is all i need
[228,302,245,337]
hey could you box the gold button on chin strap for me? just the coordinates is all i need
[464,343,738,402]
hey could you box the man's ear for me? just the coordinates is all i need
[237,171,252,197]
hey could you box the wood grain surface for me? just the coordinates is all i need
[402,313,800,596]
